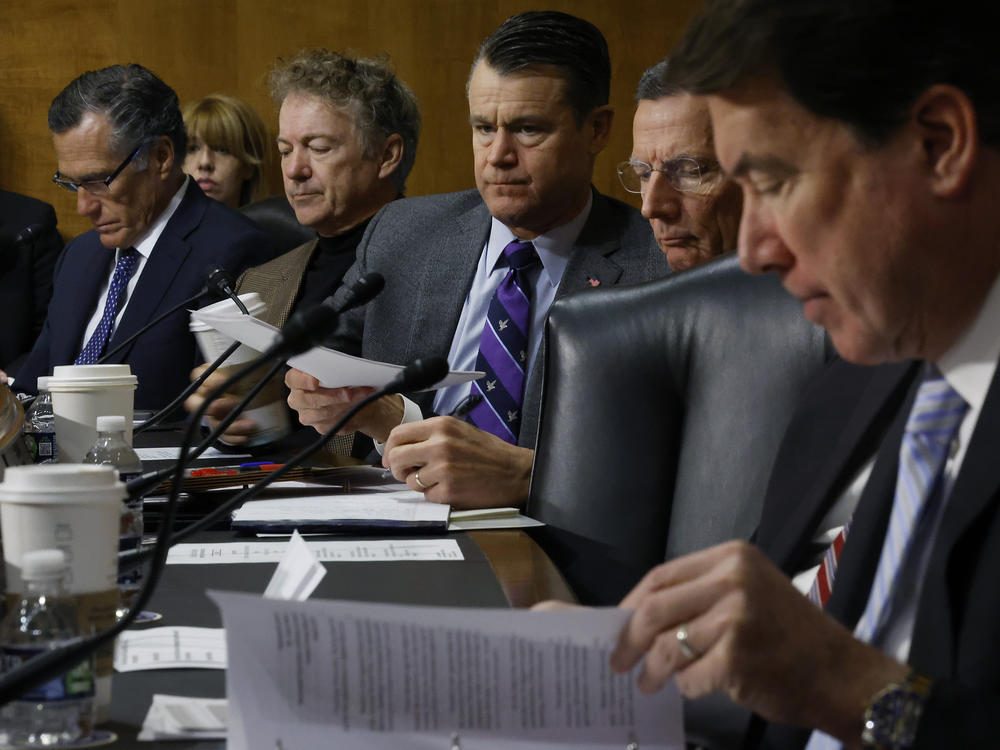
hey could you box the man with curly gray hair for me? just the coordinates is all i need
[187,49,420,451]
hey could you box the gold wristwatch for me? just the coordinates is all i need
[861,671,932,750]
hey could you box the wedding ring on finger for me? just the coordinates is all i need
[413,471,429,490]
[676,624,701,661]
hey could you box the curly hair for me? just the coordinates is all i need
[269,49,420,192]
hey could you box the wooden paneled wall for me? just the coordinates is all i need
[0,0,698,240]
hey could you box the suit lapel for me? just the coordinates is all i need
[57,235,111,363]
[104,181,203,363]
[556,190,624,297]
[241,239,316,328]
[766,362,918,574]
[910,361,1000,676]
[407,199,490,360]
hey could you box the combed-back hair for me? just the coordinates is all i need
[183,94,269,206]
[635,59,685,102]
[663,0,1000,147]
[49,63,187,159]
[269,49,421,193]
[471,11,610,126]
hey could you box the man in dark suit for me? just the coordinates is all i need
[606,1,1000,748]
[0,190,63,378]
[16,64,275,410]
[285,11,669,509]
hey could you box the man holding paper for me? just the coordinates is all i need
[286,11,670,508]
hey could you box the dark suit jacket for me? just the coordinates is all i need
[329,188,669,448]
[17,179,276,410]
[0,190,64,375]
[754,356,1000,749]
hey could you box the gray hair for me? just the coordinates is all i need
[269,49,421,194]
[635,59,686,102]
[49,64,187,162]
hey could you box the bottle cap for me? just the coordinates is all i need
[21,549,67,581]
[36,376,51,392]
[95,415,127,433]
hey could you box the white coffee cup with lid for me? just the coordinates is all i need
[47,364,137,462]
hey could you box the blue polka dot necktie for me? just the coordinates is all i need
[75,248,139,365]
[467,240,540,444]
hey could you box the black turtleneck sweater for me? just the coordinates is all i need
[292,217,371,319]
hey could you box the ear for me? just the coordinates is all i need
[911,83,978,198]
[150,135,176,179]
[377,133,405,181]
[586,105,614,156]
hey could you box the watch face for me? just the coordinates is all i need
[862,677,930,750]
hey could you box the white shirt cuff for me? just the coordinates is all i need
[372,395,425,455]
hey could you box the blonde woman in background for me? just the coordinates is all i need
[182,94,269,209]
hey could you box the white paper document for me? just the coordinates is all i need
[133,446,251,461]
[114,627,227,672]
[137,694,228,741]
[190,309,482,390]
[167,539,464,564]
[229,490,451,532]
[263,531,327,601]
[208,590,683,750]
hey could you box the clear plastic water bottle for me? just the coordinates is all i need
[0,549,95,746]
[22,377,57,464]
[83,415,144,617]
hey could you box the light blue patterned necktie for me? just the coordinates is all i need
[75,248,139,365]
[805,366,967,750]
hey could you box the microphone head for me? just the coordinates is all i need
[273,303,340,357]
[204,266,235,300]
[397,357,449,392]
[13,223,45,246]
[335,272,385,313]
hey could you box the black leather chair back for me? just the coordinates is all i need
[241,195,314,254]
[527,254,831,605]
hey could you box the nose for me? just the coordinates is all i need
[76,187,101,219]
[486,129,517,167]
[640,171,682,223]
[197,146,214,171]
[737,192,793,276]
[283,147,310,181]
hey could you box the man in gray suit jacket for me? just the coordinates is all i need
[287,11,670,508]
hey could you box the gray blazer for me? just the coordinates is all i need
[330,188,670,448]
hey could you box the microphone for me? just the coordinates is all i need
[129,273,388,484]
[204,266,249,314]
[95,266,233,365]
[123,355,449,561]
[333,271,384,314]
[12,223,46,247]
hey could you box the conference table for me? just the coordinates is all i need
[103,471,575,747]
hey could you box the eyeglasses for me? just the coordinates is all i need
[52,146,143,195]
[616,156,719,195]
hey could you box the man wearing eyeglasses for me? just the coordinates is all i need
[16,64,275,409]
[619,59,743,273]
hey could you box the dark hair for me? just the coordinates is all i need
[665,0,1000,147]
[471,11,610,126]
[269,49,421,193]
[635,58,685,102]
[49,64,187,159]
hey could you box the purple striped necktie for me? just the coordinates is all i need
[468,240,540,443]
[75,248,139,365]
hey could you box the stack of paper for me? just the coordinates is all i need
[138,694,227,741]
[229,490,451,533]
